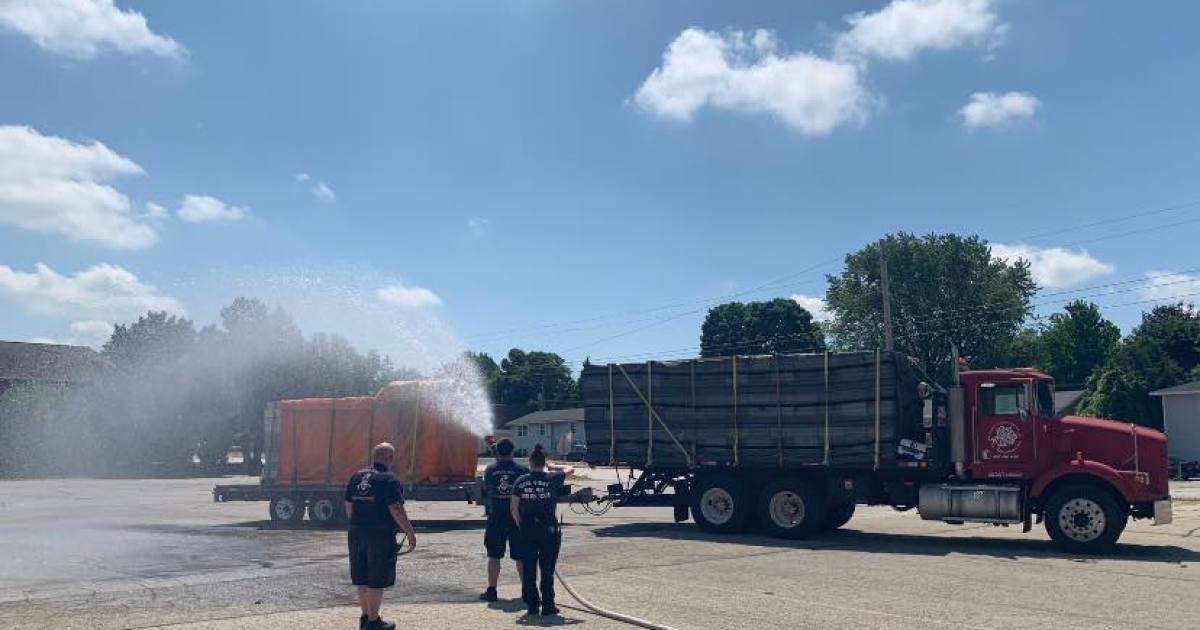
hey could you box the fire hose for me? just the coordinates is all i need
[555,568,682,630]
[399,531,677,629]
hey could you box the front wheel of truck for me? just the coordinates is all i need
[1044,484,1128,554]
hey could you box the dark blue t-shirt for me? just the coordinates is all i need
[512,471,565,524]
[483,459,530,511]
[344,463,405,530]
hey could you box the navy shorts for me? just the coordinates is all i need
[484,511,523,560]
[348,527,398,588]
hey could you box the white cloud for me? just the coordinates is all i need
[467,216,491,235]
[0,125,158,248]
[295,172,336,202]
[991,243,1114,289]
[633,28,872,135]
[177,194,248,223]
[376,283,442,309]
[791,294,831,322]
[0,0,185,60]
[958,91,1040,128]
[0,262,184,321]
[1139,271,1200,303]
[144,201,167,221]
[835,0,1006,62]
[27,320,113,348]
[68,319,114,347]
[310,181,336,202]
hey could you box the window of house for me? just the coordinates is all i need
[539,424,545,436]
[517,425,527,437]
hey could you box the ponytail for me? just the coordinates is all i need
[529,444,547,468]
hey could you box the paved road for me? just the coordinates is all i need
[1,474,1198,629]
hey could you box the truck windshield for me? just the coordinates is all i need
[980,384,1025,416]
[1037,381,1054,416]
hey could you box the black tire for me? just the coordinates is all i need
[825,502,856,531]
[690,474,752,534]
[308,496,341,526]
[269,495,305,523]
[1044,483,1128,554]
[757,477,826,539]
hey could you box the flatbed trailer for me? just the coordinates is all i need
[213,480,483,524]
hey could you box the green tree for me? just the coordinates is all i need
[103,311,197,370]
[1131,303,1200,374]
[699,298,826,357]
[1079,341,1181,430]
[464,351,500,385]
[825,233,1037,383]
[1039,301,1120,388]
[1080,303,1200,428]
[492,349,579,418]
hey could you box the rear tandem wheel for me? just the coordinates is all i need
[269,495,305,523]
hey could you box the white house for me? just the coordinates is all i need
[1151,380,1200,463]
[506,408,585,457]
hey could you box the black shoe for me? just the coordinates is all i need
[480,587,498,602]
[542,603,560,616]
[359,613,368,629]
[366,619,395,630]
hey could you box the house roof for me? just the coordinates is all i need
[1054,389,1086,414]
[1151,380,1200,397]
[505,408,584,427]
[0,341,107,383]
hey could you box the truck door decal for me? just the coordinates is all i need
[974,380,1036,470]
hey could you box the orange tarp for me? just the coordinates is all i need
[274,381,479,486]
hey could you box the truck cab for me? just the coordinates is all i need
[925,368,1173,552]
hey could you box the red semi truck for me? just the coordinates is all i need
[582,351,1173,553]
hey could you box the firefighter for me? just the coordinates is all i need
[345,442,417,630]
[510,444,573,616]
[479,438,529,602]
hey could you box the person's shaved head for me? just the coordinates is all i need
[372,442,396,465]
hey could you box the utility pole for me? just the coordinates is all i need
[878,237,895,352]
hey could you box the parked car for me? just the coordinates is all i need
[562,443,587,462]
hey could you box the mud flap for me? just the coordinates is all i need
[1154,499,1173,526]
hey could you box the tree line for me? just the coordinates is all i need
[3,231,1195,477]
[694,233,1199,429]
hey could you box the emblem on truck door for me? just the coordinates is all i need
[988,422,1021,456]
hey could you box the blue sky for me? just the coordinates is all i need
[1,0,1198,373]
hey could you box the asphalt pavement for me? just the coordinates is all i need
[1,472,1198,629]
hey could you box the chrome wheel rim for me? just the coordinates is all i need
[1059,498,1106,542]
[769,490,805,529]
[700,487,735,525]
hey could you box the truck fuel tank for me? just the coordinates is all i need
[918,483,1022,524]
